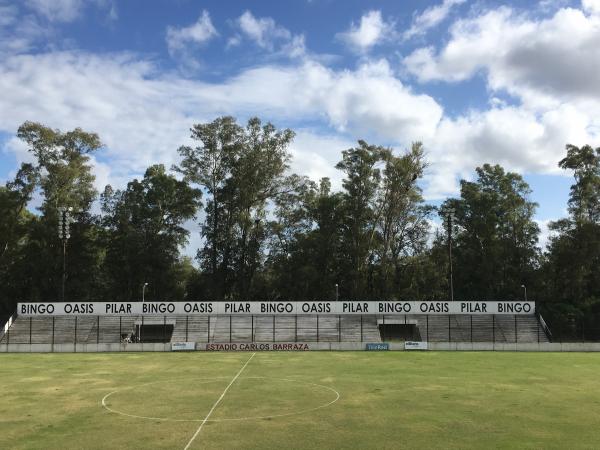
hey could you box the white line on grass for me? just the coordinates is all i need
[183,352,256,450]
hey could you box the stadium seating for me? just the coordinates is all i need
[0,313,549,344]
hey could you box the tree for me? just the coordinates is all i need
[101,165,201,300]
[175,116,294,300]
[543,145,600,338]
[336,141,385,298]
[10,122,103,302]
[442,164,540,300]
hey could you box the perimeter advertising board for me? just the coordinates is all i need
[17,301,535,316]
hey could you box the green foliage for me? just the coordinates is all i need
[101,165,201,300]
[1,118,600,338]
[441,164,540,300]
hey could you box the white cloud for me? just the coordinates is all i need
[232,10,306,58]
[403,0,466,40]
[25,0,83,22]
[424,104,595,199]
[237,10,290,50]
[0,52,442,195]
[400,3,600,198]
[535,219,557,250]
[336,10,394,53]
[166,10,218,55]
[582,0,600,15]
[404,6,600,108]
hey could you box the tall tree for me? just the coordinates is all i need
[101,164,201,300]
[543,145,600,337]
[175,116,294,300]
[442,164,540,300]
[12,122,103,301]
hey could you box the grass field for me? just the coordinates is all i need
[1,352,600,449]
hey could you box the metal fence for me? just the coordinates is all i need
[0,313,553,345]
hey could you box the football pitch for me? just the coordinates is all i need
[1,352,599,449]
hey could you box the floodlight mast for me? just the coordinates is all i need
[442,207,456,302]
[58,207,74,302]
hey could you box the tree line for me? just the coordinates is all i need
[1,118,599,337]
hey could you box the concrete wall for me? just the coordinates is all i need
[3,341,600,352]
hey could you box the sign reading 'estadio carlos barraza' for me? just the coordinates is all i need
[18,301,535,316]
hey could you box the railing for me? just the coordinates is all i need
[0,313,551,345]
[0,311,17,342]
[536,312,553,342]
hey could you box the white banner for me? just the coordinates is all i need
[17,301,535,316]
[405,341,429,350]
[171,342,195,351]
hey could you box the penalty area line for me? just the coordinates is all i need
[183,352,256,450]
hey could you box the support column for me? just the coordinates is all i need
[317,316,319,342]
[470,315,473,343]
[360,315,363,342]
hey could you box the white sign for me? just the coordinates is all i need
[171,342,195,351]
[405,341,428,350]
[17,301,535,316]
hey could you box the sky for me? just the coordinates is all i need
[1,0,600,251]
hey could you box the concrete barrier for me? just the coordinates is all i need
[2,341,600,353]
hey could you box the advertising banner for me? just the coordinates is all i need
[17,301,535,316]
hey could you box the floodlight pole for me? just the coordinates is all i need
[58,207,73,302]
[142,282,149,302]
[446,209,455,302]
[521,284,527,302]
[62,240,67,302]
[335,283,339,302]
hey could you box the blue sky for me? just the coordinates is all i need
[1,0,600,248]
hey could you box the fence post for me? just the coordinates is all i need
[74,316,78,352]
[317,315,319,342]
[207,316,210,342]
[295,315,297,342]
[426,315,429,342]
[514,315,518,343]
[537,317,540,343]
[185,316,188,342]
[448,315,451,342]
[492,315,495,345]
[382,315,385,342]
[470,315,473,343]
[163,316,166,343]
[97,316,99,344]
[29,317,32,345]
[360,315,363,342]
[251,315,254,342]
[338,315,341,342]
[229,315,232,343]
[272,316,275,342]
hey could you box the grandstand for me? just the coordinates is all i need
[1,309,550,346]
